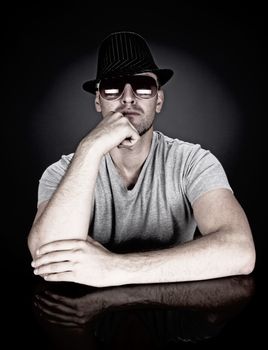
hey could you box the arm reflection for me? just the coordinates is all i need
[33,275,255,346]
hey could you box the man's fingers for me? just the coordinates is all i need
[119,122,140,148]
[36,300,81,322]
[103,110,121,119]
[34,261,73,275]
[118,137,138,148]
[35,239,86,256]
[35,297,75,319]
[43,272,74,282]
[32,250,75,268]
[43,291,79,309]
[36,293,76,314]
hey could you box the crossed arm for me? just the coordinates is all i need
[29,188,255,287]
[28,114,256,287]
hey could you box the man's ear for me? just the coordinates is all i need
[156,90,164,113]
[95,92,101,112]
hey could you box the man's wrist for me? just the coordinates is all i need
[77,136,105,160]
[107,252,148,287]
[106,253,132,287]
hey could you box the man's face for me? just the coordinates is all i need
[95,72,164,136]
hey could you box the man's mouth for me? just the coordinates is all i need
[122,111,140,116]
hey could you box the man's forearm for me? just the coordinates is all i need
[83,275,254,310]
[28,139,102,257]
[112,229,255,285]
[28,112,141,258]
[30,223,255,286]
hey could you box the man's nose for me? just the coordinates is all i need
[121,83,136,104]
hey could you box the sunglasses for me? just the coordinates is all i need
[98,75,159,101]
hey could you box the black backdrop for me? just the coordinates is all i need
[4,3,265,281]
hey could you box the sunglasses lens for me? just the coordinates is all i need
[99,76,158,100]
[99,78,124,100]
[132,76,158,99]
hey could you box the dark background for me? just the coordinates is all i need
[4,3,265,283]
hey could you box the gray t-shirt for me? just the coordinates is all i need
[38,131,232,252]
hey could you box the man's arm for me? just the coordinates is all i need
[28,112,140,258]
[112,188,256,284]
[32,188,255,286]
[33,275,254,326]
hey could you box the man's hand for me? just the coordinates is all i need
[81,111,140,156]
[33,289,104,327]
[31,237,116,287]
[28,111,140,260]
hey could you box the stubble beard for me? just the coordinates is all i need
[138,121,154,136]
[131,115,155,136]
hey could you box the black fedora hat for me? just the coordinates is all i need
[82,31,173,94]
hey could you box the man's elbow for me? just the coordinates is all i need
[27,229,39,259]
[239,241,256,275]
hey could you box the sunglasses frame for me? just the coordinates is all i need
[98,75,159,101]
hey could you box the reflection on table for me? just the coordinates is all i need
[32,275,255,349]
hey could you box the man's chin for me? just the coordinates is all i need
[138,125,153,137]
[139,128,149,137]
[129,121,153,137]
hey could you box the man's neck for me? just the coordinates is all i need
[109,128,153,178]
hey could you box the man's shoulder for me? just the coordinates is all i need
[154,131,203,154]
[41,153,74,179]
[50,153,74,169]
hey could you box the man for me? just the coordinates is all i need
[28,32,255,287]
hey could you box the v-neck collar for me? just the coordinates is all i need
[105,132,157,197]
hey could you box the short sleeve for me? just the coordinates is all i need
[185,147,233,205]
[37,154,74,207]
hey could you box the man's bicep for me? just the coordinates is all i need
[192,188,251,236]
